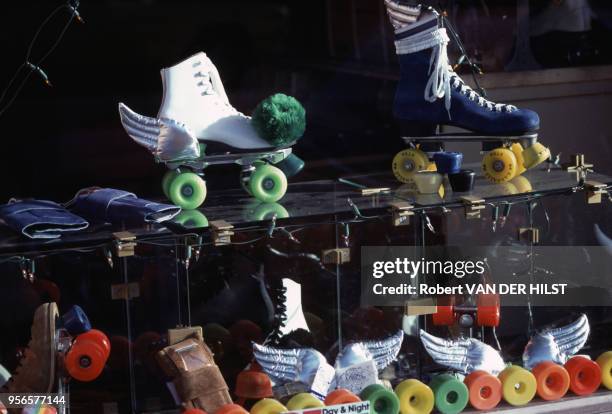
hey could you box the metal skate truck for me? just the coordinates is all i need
[386,2,551,184]
[119,52,306,210]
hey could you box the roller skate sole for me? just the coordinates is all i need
[163,147,294,209]
[395,133,549,184]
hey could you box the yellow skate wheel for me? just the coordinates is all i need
[510,143,527,176]
[286,393,323,410]
[597,351,612,390]
[395,379,434,414]
[498,365,537,406]
[392,149,430,183]
[250,399,287,414]
[482,148,517,183]
[510,175,533,193]
[522,142,551,169]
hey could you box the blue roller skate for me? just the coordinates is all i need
[389,6,550,184]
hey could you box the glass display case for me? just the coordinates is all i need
[1,162,611,413]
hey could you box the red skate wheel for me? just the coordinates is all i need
[325,389,361,405]
[76,329,111,360]
[214,405,247,414]
[565,356,602,396]
[464,370,502,410]
[65,338,107,382]
[532,361,569,401]
[433,296,455,326]
[476,294,500,327]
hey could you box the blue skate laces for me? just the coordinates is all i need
[394,12,517,114]
[0,199,88,239]
[70,187,181,225]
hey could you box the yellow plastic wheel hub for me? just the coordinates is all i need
[510,143,527,176]
[498,365,537,406]
[522,142,551,169]
[392,149,430,183]
[251,399,287,414]
[596,351,612,390]
[395,379,434,414]
[482,148,518,183]
[286,393,324,410]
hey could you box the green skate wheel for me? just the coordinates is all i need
[162,170,180,198]
[360,383,400,414]
[246,203,289,222]
[429,374,468,414]
[173,210,208,228]
[276,153,305,178]
[168,172,207,209]
[248,164,287,203]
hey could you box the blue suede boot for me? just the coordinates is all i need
[393,14,540,136]
[389,9,550,184]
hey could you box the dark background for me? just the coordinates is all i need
[1,0,611,203]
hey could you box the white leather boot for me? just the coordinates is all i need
[158,52,271,149]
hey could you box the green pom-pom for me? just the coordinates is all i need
[251,93,306,147]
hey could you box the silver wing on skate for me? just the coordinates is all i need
[335,330,404,371]
[118,103,201,162]
[253,343,334,386]
[523,314,589,370]
[420,329,506,375]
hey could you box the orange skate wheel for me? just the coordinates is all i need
[464,370,501,410]
[325,389,361,405]
[596,351,612,390]
[214,404,247,414]
[433,296,455,326]
[65,338,107,381]
[565,356,601,395]
[76,329,111,359]
[476,294,500,327]
[532,361,569,401]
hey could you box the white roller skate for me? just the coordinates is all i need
[119,52,306,210]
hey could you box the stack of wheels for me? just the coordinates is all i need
[250,399,287,414]
[498,365,536,406]
[532,361,570,401]
[286,393,324,410]
[162,170,207,210]
[429,374,468,414]
[360,384,400,414]
[395,379,434,414]
[565,356,602,396]
[214,404,248,414]
[65,329,111,382]
[597,351,612,390]
[325,389,361,405]
[464,371,502,410]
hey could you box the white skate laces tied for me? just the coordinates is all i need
[395,27,517,114]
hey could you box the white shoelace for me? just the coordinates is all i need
[194,69,248,118]
[396,26,517,114]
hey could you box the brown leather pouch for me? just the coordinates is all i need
[157,338,232,411]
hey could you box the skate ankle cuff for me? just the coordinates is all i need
[395,26,449,55]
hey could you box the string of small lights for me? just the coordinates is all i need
[0,0,83,119]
